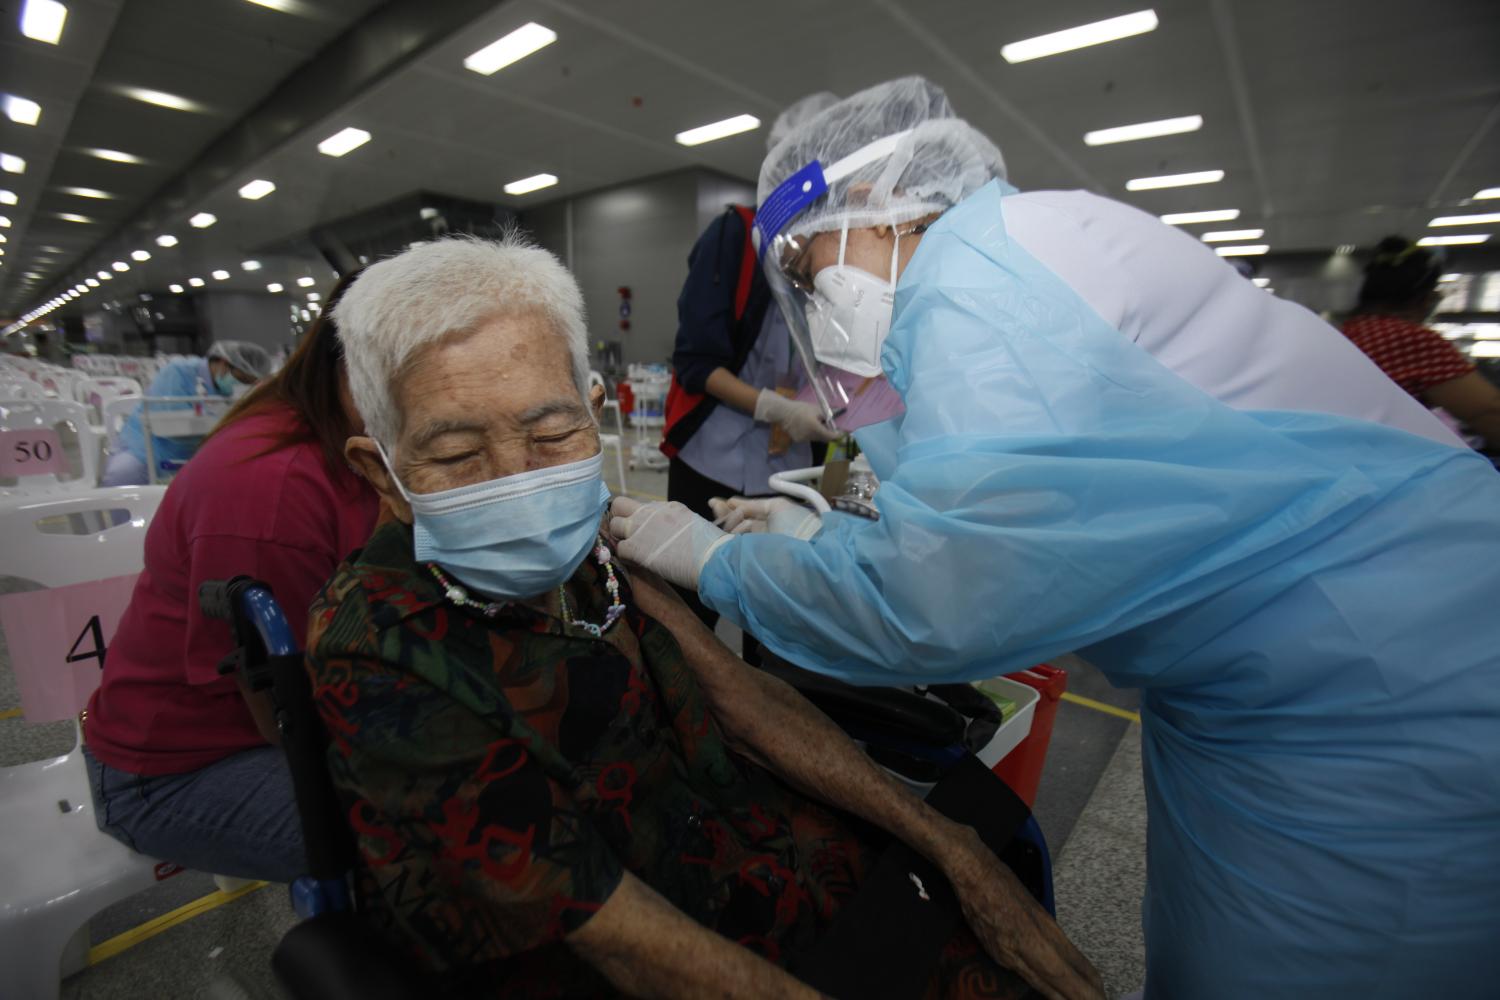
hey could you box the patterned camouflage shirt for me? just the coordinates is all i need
[304,520,876,996]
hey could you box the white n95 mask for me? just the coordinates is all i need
[804,223,899,378]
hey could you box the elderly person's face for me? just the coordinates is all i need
[347,309,604,522]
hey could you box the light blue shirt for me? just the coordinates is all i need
[677,307,811,494]
[117,358,224,467]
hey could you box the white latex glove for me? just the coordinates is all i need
[754,389,841,443]
[609,497,732,591]
[713,496,823,539]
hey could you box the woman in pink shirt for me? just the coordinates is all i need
[82,286,379,882]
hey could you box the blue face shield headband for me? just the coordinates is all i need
[375,441,611,601]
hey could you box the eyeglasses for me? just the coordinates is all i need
[779,237,816,295]
[779,220,931,295]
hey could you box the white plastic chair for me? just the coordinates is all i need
[0,399,100,496]
[0,487,168,1000]
[591,371,629,494]
[73,376,142,424]
[2,377,44,401]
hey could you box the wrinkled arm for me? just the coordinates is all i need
[570,872,822,1000]
[627,568,1103,1000]
[629,566,975,865]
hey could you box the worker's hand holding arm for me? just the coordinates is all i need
[610,497,732,590]
[626,565,1105,1000]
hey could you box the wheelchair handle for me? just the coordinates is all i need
[199,576,299,658]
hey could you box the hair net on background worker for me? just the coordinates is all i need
[766,91,840,151]
[206,340,271,380]
[757,75,1006,242]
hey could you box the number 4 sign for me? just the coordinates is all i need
[0,428,66,478]
[0,573,139,722]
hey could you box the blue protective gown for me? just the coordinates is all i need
[116,358,225,469]
[700,180,1500,998]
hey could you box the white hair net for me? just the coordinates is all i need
[757,76,1006,242]
[767,91,840,151]
[206,339,271,379]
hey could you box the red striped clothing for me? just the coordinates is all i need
[1341,314,1474,399]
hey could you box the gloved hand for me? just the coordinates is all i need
[754,389,841,443]
[609,497,732,591]
[711,496,823,539]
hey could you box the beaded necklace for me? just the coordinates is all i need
[425,538,625,638]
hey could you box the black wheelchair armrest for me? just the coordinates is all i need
[756,655,967,749]
[272,912,425,1000]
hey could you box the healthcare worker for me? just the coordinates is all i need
[102,340,270,486]
[611,77,1500,999]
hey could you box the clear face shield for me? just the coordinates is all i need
[754,141,913,434]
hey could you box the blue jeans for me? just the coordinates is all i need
[83,743,306,883]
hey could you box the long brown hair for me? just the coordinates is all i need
[203,269,362,477]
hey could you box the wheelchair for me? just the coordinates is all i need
[199,576,1054,999]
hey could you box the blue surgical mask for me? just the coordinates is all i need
[376,442,611,601]
[214,371,239,396]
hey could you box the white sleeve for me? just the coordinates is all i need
[1001,191,1462,447]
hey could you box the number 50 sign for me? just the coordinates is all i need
[0,573,139,722]
[0,428,66,478]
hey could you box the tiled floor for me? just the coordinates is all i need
[2,451,1146,998]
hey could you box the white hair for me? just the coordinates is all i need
[332,233,591,447]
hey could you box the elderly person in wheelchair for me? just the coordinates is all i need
[309,234,1102,1000]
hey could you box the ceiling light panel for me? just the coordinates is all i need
[317,127,370,157]
[168,283,184,293]
[131,249,150,261]
[1215,244,1270,256]
[5,96,42,126]
[1160,208,1240,225]
[464,22,557,75]
[1417,234,1489,246]
[111,261,129,271]
[675,114,761,147]
[266,282,283,293]
[1428,212,1500,227]
[503,172,558,195]
[58,186,114,199]
[1085,115,1202,146]
[156,234,178,247]
[119,86,205,113]
[21,1,68,44]
[1126,169,1223,191]
[296,276,315,287]
[84,148,145,164]
[211,269,230,280]
[0,217,8,227]
[1472,188,1499,200]
[1201,229,1264,242]
[56,212,93,223]
[0,190,15,204]
[189,212,217,228]
[241,260,261,271]
[1,154,27,174]
[238,178,276,200]
[188,277,204,287]
[1001,9,1158,63]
